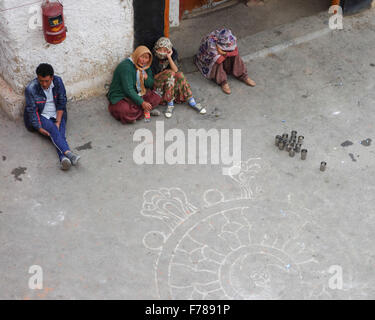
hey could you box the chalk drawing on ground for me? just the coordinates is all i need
[142,158,354,299]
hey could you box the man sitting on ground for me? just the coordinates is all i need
[24,63,80,170]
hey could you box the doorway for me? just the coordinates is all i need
[133,0,166,50]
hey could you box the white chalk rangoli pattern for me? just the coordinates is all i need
[142,158,354,299]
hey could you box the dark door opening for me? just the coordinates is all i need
[341,0,373,13]
[133,0,166,50]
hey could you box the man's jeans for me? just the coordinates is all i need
[40,116,70,161]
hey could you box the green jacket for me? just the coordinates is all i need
[108,59,154,106]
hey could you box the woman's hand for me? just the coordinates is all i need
[141,101,152,112]
[217,45,227,56]
[167,49,173,60]
[167,49,178,73]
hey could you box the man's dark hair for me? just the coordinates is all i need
[36,63,54,77]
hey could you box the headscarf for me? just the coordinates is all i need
[153,37,173,60]
[195,28,237,78]
[129,46,152,96]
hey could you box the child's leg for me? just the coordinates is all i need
[165,100,175,118]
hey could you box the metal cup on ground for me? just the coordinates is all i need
[289,148,295,157]
[320,161,327,171]
[301,149,307,160]
[291,131,297,138]
[287,143,296,153]
[275,135,282,146]
[286,144,292,152]
[282,133,289,140]
[298,136,304,144]
[278,141,285,150]
[294,143,302,153]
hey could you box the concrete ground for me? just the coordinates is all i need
[1,8,375,300]
[170,0,330,59]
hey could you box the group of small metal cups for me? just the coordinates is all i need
[275,131,307,159]
[275,131,327,171]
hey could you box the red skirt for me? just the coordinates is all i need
[108,90,161,124]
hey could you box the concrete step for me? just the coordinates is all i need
[179,11,333,74]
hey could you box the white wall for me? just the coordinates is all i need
[169,0,180,27]
[0,0,134,119]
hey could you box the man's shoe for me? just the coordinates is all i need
[60,157,71,171]
[65,151,81,166]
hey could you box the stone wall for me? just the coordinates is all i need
[0,0,134,120]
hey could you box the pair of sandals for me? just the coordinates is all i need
[221,77,256,94]
[165,103,207,118]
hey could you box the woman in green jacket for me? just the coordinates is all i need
[107,46,161,124]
